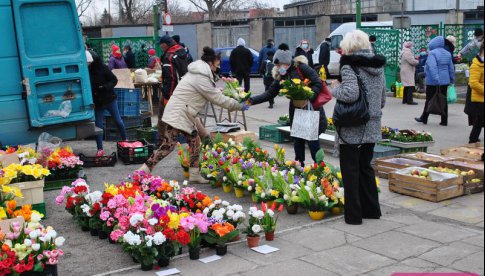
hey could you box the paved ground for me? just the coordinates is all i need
[42,78,484,276]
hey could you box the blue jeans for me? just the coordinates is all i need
[294,138,321,166]
[95,101,127,150]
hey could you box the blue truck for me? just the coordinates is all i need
[0,0,95,147]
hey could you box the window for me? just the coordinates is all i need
[331,35,343,50]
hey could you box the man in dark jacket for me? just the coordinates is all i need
[259,39,276,74]
[260,51,276,108]
[123,45,136,68]
[230,38,254,92]
[319,38,331,78]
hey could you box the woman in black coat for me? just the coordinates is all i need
[88,51,127,156]
[251,47,327,165]
[295,40,315,68]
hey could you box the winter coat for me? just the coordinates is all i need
[161,44,189,100]
[425,37,455,86]
[444,39,460,64]
[251,55,327,135]
[108,55,128,71]
[261,59,275,87]
[259,44,277,73]
[147,56,161,69]
[230,46,254,75]
[417,54,428,73]
[163,60,243,135]
[460,37,484,56]
[331,52,387,145]
[295,47,314,68]
[319,42,331,67]
[400,47,419,87]
[89,56,119,107]
[124,51,136,68]
[469,56,484,103]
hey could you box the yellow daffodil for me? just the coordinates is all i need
[270,190,279,197]
[104,184,119,196]
[309,175,317,183]
[292,79,302,85]
[279,89,289,94]
[0,207,7,219]
[304,166,311,174]
[337,172,342,180]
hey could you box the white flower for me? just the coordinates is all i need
[30,212,43,223]
[219,208,226,215]
[226,210,235,218]
[123,231,142,246]
[267,210,275,217]
[222,201,229,206]
[249,207,257,213]
[153,232,167,245]
[85,191,103,205]
[234,205,243,212]
[238,181,242,186]
[261,193,266,198]
[247,186,253,192]
[130,214,145,227]
[223,177,228,182]
[203,208,210,215]
[29,230,40,239]
[145,236,153,247]
[283,195,289,201]
[316,187,322,194]
[255,210,265,219]
[252,224,262,234]
[54,237,66,247]
[31,244,40,251]
[183,180,188,186]
[214,200,222,205]
[148,218,158,226]
[81,204,91,216]
[305,186,311,191]
[292,191,298,196]
[209,204,216,209]
[44,230,57,242]
[24,239,32,247]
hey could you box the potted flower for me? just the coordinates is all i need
[41,146,84,190]
[177,143,191,179]
[122,230,166,271]
[203,222,239,256]
[81,191,103,236]
[180,213,210,260]
[0,164,50,206]
[0,184,23,220]
[261,202,284,241]
[227,163,246,198]
[298,181,336,221]
[243,207,264,248]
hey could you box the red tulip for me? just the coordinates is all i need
[261,202,267,213]
[278,204,284,212]
[271,202,277,211]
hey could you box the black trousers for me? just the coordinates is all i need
[470,102,484,143]
[420,85,449,124]
[264,83,274,105]
[236,72,251,92]
[340,143,382,225]
[402,86,415,104]
[294,138,320,166]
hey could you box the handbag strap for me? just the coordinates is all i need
[295,66,304,80]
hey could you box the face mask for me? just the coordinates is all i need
[278,67,288,76]
[420,52,427,56]
[302,44,309,50]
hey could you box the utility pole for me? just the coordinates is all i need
[163,0,169,35]
[356,0,362,29]
[153,5,160,56]
[108,0,111,25]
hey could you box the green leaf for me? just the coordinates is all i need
[316,149,325,163]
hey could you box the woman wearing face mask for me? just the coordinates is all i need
[468,43,484,144]
[250,44,327,165]
[295,40,315,68]
[139,47,249,182]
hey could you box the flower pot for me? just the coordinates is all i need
[158,257,170,268]
[265,231,275,241]
[234,188,245,198]
[286,204,299,215]
[293,100,309,109]
[232,234,240,242]
[308,211,325,221]
[99,230,109,240]
[109,238,117,244]
[213,181,222,188]
[331,207,343,216]
[81,226,90,232]
[215,245,228,256]
[189,247,201,260]
[183,167,190,179]
[265,200,275,207]
[222,184,233,193]
[43,265,58,276]
[133,257,140,263]
[90,228,99,237]
[247,235,261,248]
[251,193,259,203]
[141,263,153,271]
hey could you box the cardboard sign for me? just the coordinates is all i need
[0,217,25,234]
[0,153,20,168]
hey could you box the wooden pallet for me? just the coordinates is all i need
[389,171,464,202]
[375,156,432,179]
[423,161,484,195]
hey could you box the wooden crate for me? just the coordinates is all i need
[389,169,464,202]
[9,180,44,206]
[211,131,257,144]
[424,161,484,195]
[441,146,484,162]
[374,157,432,179]
[399,152,455,163]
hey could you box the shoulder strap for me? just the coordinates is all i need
[295,66,304,80]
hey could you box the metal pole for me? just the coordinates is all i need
[164,0,169,35]
[356,0,362,29]
[108,0,111,25]
[153,5,160,56]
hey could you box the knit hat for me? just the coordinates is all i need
[237,38,246,47]
[111,45,122,58]
[148,49,156,56]
[172,35,181,44]
[273,49,292,65]
[159,35,174,45]
[446,35,457,46]
[475,28,484,37]
[85,50,93,63]
[403,41,413,49]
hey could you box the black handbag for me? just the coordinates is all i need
[426,86,446,116]
[333,67,370,128]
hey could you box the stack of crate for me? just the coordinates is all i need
[104,88,143,141]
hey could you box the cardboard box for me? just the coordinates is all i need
[10,180,45,206]
[211,131,257,144]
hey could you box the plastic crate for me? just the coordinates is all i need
[373,145,401,160]
[105,128,138,142]
[140,100,149,113]
[137,128,159,144]
[259,125,293,143]
[105,88,141,117]
[44,178,82,191]
[79,153,117,168]
[105,116,142,130]
[117,140,154,165]
[142,116,152,128]
[32,203,47,219]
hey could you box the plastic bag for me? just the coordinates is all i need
[134,69,148,83]
[37,132,62,166]
[448,85,457,104]
[44,101,72,118]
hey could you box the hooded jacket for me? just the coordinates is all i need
[161,44,189,100]
[425,36,455,86]
[259,43,277,73]
[230,39,254,75]
[469,55,484,103]
[319,41,331,67]
[251,55,327,134]
[332,51,387,145]
[89,54,119,107]
[400,47,419,87]
[162,60,242,135]
[295,43,315,68]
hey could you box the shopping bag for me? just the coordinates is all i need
[427,87,447,115]
[447,85,457,104]
[291,105,320,141]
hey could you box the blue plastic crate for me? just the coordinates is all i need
[105,128,138,141]
[105,88,141,117]
[104,116,142,130]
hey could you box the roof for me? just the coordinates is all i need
[283,0,321,9]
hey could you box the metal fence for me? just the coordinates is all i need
[86,36,156,69]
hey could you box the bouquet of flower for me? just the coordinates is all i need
[221,77,251,103]
[327,118,336,132]
[279,78,314,102]
[206,201,246,228]
[0,185,23,219]
[260,202,284,234]
[177,143,190,177]
[297,181,336,212]
[122,228,167,268]
[0,146,38,166]
[44,147,83,181]
[0,199,32,221]
[0,164,50,185]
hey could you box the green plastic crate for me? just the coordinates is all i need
[373,145,400,160]
[32,203,47,218]
[137,128,159,144]
[44,176,87,191]
[259,125,293,144]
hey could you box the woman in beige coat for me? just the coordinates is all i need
[400,41,419,105]
[140,47,246,182]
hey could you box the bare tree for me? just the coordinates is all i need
[187,0,243,20]
[76,0,94,17]
[117,0,154,24]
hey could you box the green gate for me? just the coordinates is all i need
[86,36,156,69]
[443,24,484,59]
[398,25,440,55]
[362,28,400,90]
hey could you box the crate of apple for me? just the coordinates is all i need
[428,166,476,177]
[409,169,432,180]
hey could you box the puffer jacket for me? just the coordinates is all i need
[469,56,484,103]
[162,60,242,135]
[425,36,455,86]
[251,55,327,134]
[400,47,419,87]
[331,51,387,145]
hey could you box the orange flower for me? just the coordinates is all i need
[6,200,17,215]
[202,196,213,207]
[0,231,5,241]
[2,244,10,252]
[211,222,235,237]
[304,79,311,86]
